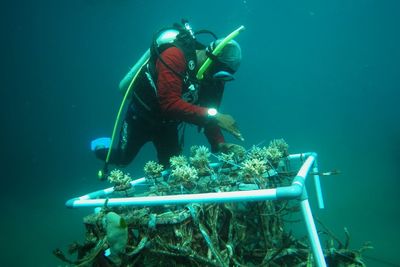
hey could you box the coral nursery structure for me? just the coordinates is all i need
[55,139,370,266]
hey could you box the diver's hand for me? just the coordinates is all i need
[215,113,244,141]
[217,143,245,155]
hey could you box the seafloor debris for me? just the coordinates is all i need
[55,139,370,266]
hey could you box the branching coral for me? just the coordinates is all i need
[144,161,164,179]
[217,145,246,168]
[190,145,211,176]
[171,165,198,189]
[108,169,132,191]
[219,152,236,168]
[265,146,283,166]
[247,145,269,161]
[258,139,289,167]
[269,138,289,157]
[240,158,268,182]
[227,144,247,163]
[190,145,210,158]
[169,155,188,170]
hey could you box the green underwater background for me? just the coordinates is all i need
[2,0,399,266]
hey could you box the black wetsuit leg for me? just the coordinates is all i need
[95,110,152,166]
[116,113,151,165]
[153,122,181,167]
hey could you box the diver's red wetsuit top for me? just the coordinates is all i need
[156,47,225,149]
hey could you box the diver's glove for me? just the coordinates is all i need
[217,143,245,155]
[214,113,244,141]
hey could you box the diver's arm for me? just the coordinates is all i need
[204,125,225,153]
[157,47,210,125]
[200,81,243,143]
[157,48,243,140]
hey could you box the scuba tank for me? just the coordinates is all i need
[118,49,150,95]
[118,27,183,96]
[118,19,217,97]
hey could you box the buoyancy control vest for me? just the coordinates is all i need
[130,22,203,121]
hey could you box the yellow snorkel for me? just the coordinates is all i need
[196,25,245,80]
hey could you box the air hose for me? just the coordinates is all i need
[98,55,150,180]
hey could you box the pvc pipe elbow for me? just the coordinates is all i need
[65,198,79,208]
[276,184,303,200]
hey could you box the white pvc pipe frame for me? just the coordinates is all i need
[66,152,326,267]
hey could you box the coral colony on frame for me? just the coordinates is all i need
[54,139,371,266]
[107,169,132,191]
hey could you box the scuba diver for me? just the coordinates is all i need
[92,20,245,179]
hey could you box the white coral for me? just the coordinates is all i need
[266,146,283,165]
[269,138,289,157]
[190,145,211,159]
[240,158,268,179]
[169,155,188,170]
[190,145,211,175]
[171,165,198,183]
[144,161,164,179]
[248,145,269,161]
[108,169,132,191]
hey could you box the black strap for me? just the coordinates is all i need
[206,49,219,62]
[178,122,186,150]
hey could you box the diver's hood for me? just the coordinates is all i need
[207,39,242,81]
